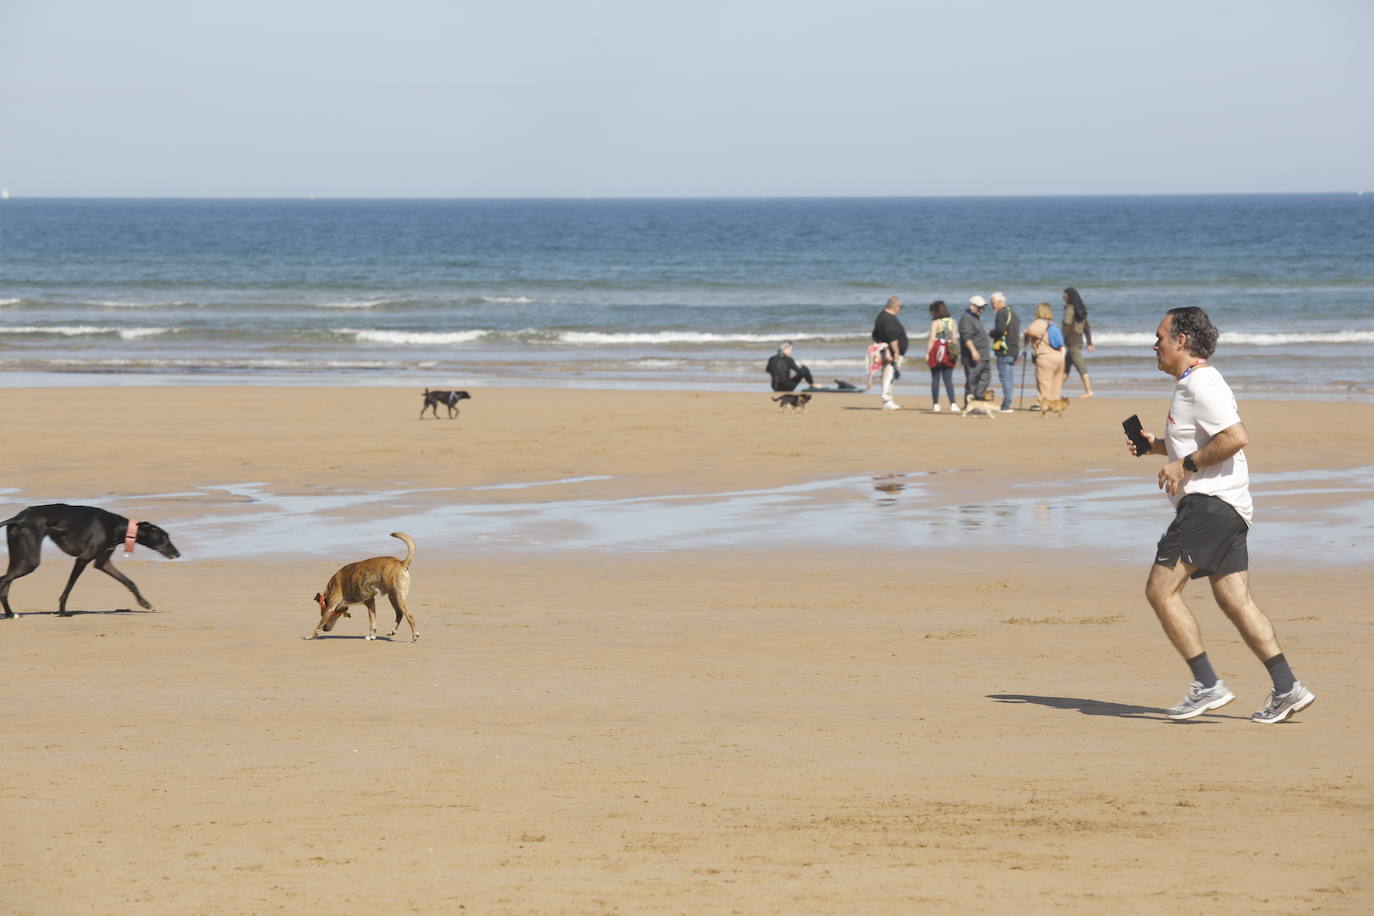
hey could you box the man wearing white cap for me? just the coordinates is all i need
[958,295,992,407]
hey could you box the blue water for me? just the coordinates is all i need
[2,195,1372,395]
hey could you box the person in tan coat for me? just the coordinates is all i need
[1023,301,1066,406]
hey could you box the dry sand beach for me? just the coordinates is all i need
[3,386,1372,914]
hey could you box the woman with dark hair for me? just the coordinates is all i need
[925,300,959,411]
[1061,286,1095,397]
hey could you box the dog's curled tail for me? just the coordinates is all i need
[390,532,416,569]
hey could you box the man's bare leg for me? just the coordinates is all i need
[1208,570,1282,660]
[1145,560,1206,659]
[1146,561,1236,718]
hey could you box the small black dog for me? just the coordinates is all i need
[1,504,181,617]
[419,388,472,419]
[772,392,813,411]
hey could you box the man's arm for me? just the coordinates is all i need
[1157,422,1249,496]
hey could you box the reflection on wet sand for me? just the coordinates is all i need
[84,466,1374,568]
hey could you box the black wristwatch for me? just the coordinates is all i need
[1183,453,1199,473]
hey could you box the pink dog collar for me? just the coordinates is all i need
[124,519,138,557]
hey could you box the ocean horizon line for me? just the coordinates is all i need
[1,191,1367,203]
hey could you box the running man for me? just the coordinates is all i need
[1129,306,1315,723]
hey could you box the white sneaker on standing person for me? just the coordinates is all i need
[872,296,908,410]
[1130,306,1315,723]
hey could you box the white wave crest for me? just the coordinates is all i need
[1,325,168,338]
[1093,330,1374,347]
[341,328,488,345]
[0,298,21,307]
[1224,330,1374,346]
[806,358,874,370]
[557,330,850,345]
[480,296,536,304]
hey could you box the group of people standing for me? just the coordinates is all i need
[868,288,1095,411]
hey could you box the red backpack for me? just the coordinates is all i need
[928,319,957,368]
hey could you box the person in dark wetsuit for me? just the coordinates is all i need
[766,341,815,391]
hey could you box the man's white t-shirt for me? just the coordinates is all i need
[1165,364,1253,525]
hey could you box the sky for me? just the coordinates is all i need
[1,0,1370,197]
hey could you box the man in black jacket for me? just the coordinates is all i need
[766,342,815,392]
[871,297,908,410]
[989,292,1021,412]
[959,295,992,408]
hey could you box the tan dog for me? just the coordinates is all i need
[962,390,998,418]
[307,532,418,642]
[1039,397,1070,418]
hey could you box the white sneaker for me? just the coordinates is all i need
[1251,681,1316,724]
[998,407,1013,413]
[882,400,900,410]
[1166,680,1235,720]
[931,404,941,412]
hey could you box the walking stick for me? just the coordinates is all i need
[1019,354,1028,410]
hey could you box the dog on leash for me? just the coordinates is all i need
[1039,397,1070,418]
[419,388,471,419]
[962,390,998,418]
[772,392,812,411]
[1,504,181,617]
[308,532,418,642]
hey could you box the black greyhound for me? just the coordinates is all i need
[1,504,181,617]
[419,388,472,419]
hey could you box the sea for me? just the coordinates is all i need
[2,195,1372,397]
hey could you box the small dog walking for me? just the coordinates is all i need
[419,388,471,419]
[308,532,419,642]
[1,504,181,617]
[772,392,812,411]
[1039,396,1070,418]
[962,390,998,418]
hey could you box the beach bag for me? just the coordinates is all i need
[1048,323,1066,350]
[929,318,957,368]
[865,342,887,389]
[927,337,951,368]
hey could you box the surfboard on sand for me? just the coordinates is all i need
[802,379,864,393]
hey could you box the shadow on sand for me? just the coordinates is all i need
[989,693,1179,721]
[6,607,155,617]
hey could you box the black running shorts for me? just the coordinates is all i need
[1154,493,1249,580]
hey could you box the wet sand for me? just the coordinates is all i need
[2,387,1372,913]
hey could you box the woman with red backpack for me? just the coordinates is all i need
[925,300,960,412]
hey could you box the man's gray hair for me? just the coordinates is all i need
[1166,307,1219,359]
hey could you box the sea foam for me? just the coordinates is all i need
[557,330,849,345]
[1093,330,1374,347]
[342,329,489,345]
[1,325,169,339]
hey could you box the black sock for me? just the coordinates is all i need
[1186,652,1218,688]
[1264,653,1296,694]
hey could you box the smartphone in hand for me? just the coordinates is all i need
[1122,414,1154,457]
